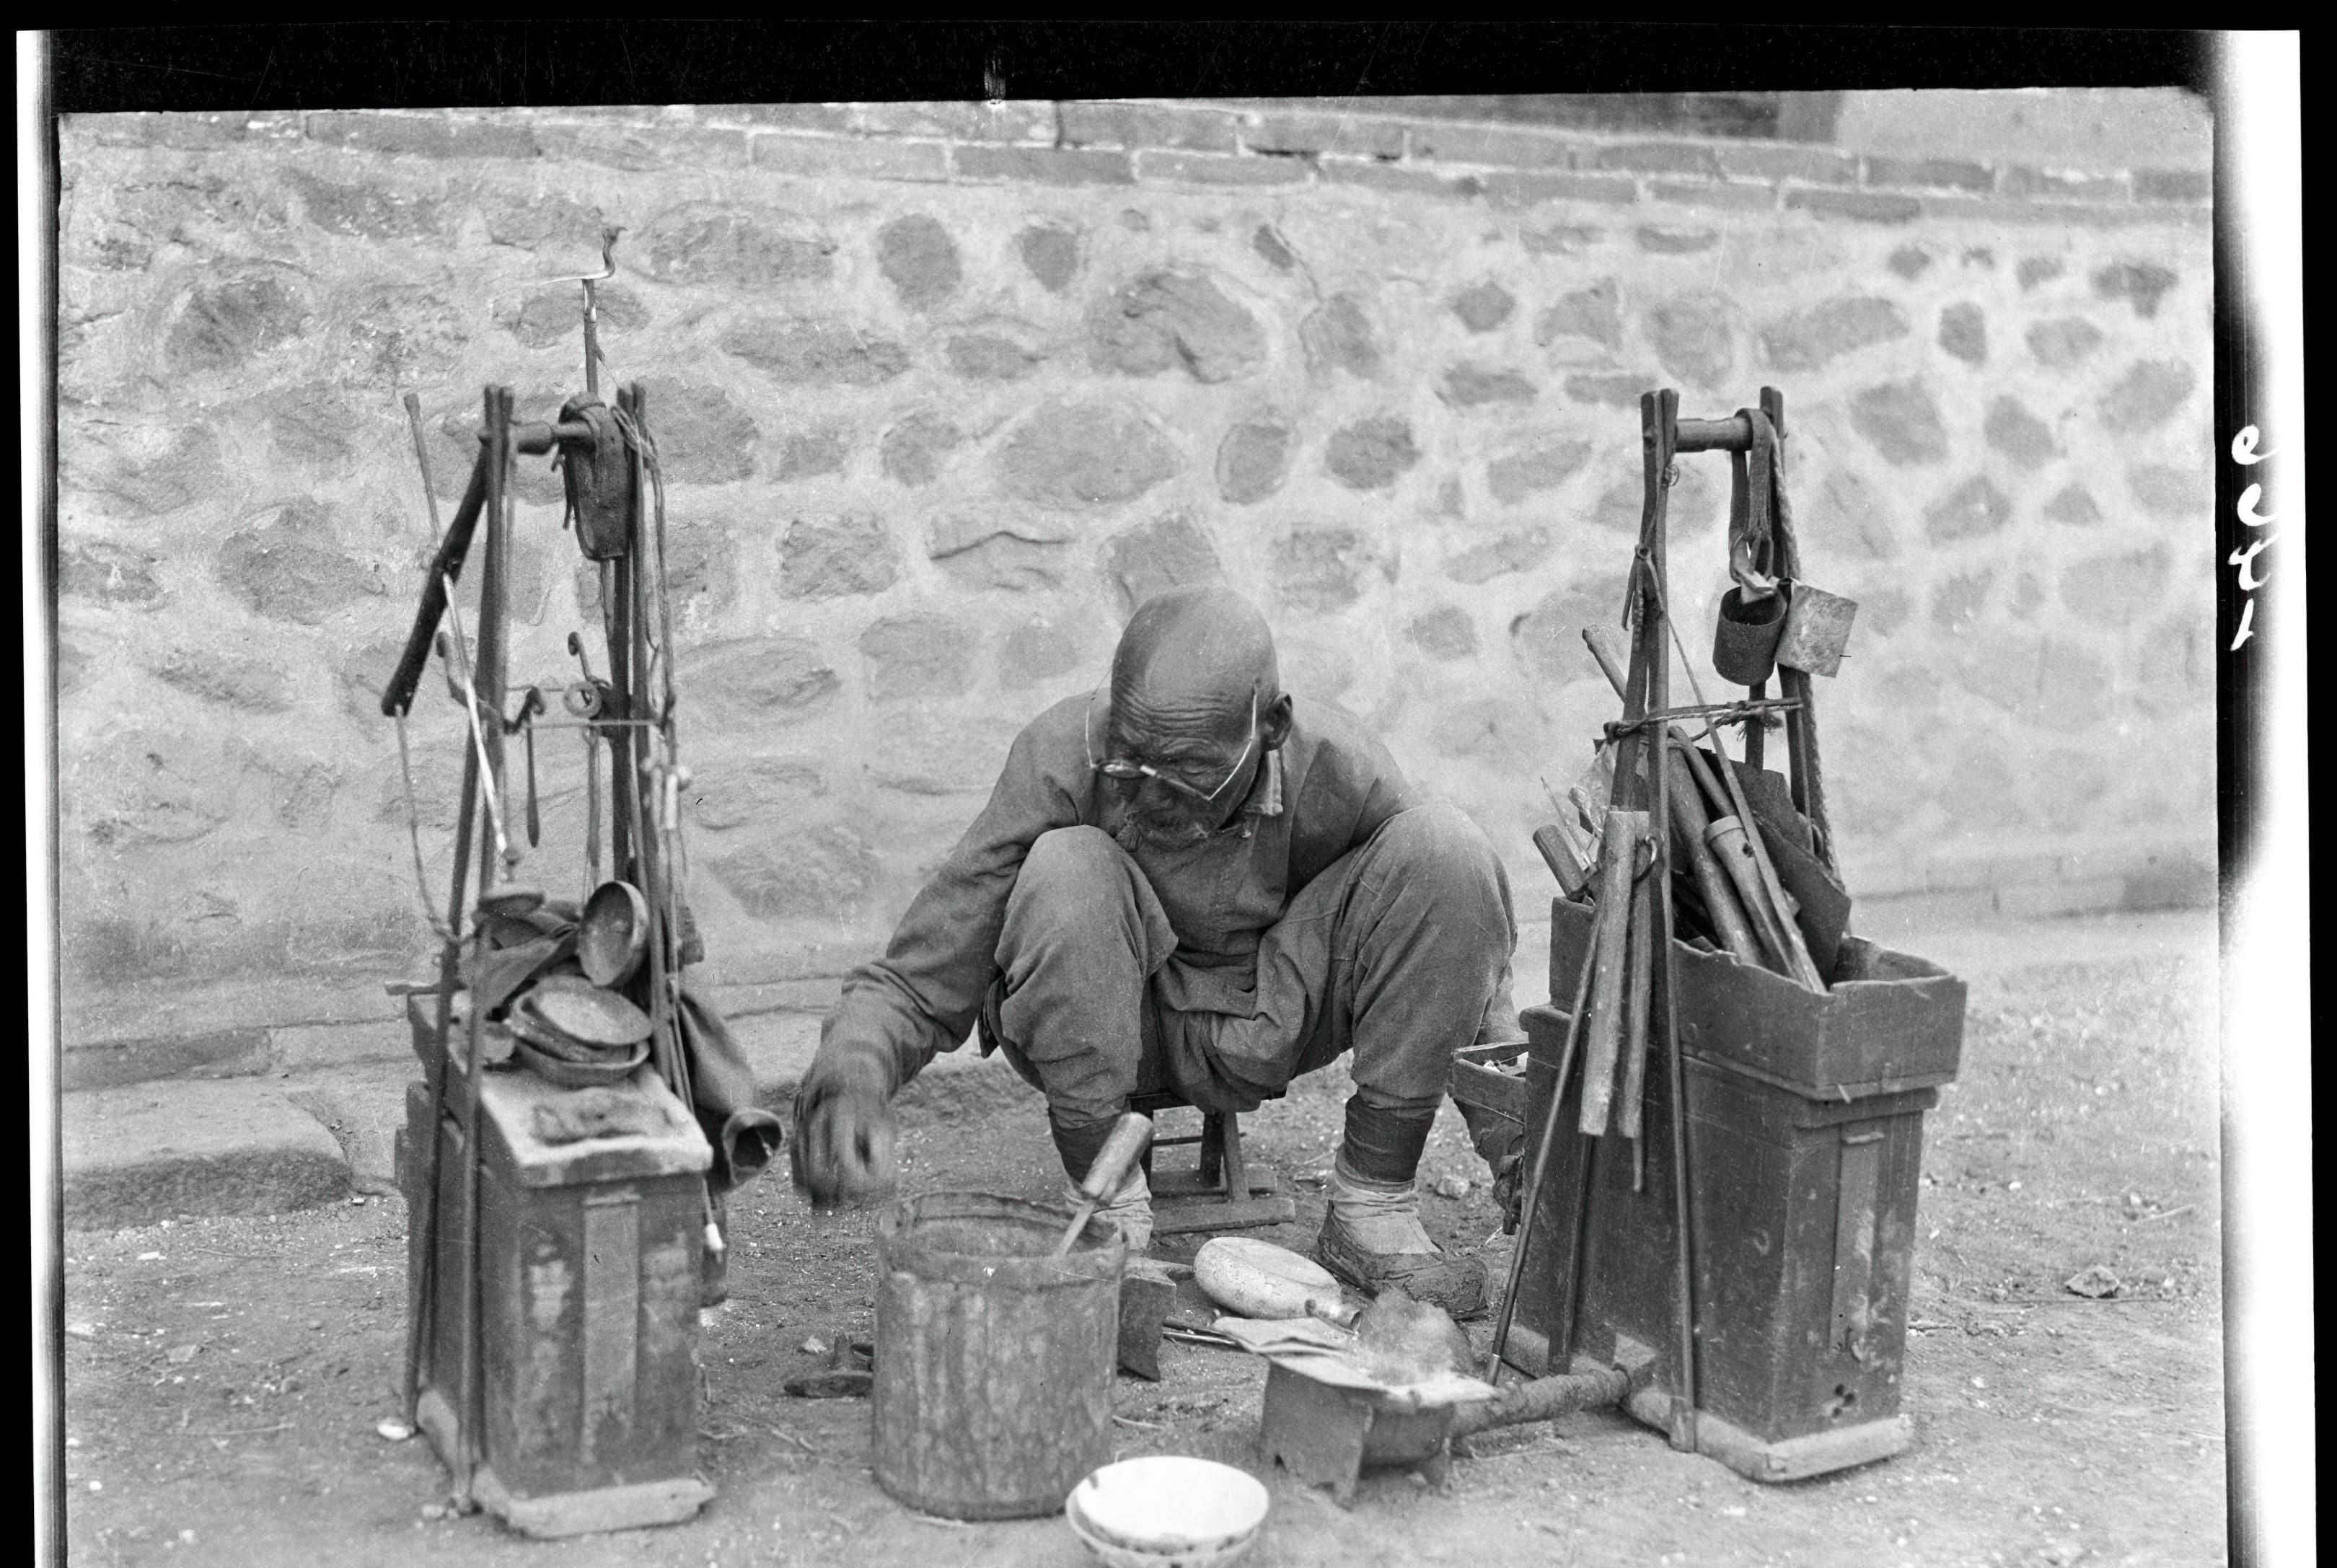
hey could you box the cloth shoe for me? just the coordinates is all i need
[1313,1153,1487,1318]
[1063,1163,1153,1256]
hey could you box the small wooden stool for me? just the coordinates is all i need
[1128,1091,1296,1236]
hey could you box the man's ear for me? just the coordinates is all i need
[1260,691,1295,752]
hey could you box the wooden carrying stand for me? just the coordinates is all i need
[1475,388,1966,1483]
[384,372,718,1534]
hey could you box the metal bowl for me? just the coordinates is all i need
[1065,1456,1267,1568]
[511,1034,648,1090]
[578,880,651,987]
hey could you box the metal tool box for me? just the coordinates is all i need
[1492,896,1965,1482]
[395,996,715,1535]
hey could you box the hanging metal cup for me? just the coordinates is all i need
[1712,585,1790,686]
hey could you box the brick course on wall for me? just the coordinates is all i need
[55,99,2217,1060]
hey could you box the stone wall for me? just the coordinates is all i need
[54,97,2217,1065]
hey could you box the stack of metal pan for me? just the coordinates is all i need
[503,974,654,1088]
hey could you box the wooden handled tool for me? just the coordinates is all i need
[1532,824,1590,899]
[1577,809,1646,1137]
[1583,626,1764,969]
[1052,1112,1154,1257]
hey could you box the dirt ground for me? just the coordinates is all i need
[59,938,2227,1567]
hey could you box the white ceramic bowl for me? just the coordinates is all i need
[1065,1455,1269,1568]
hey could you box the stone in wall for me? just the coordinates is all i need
[1300,295,1381,378]
[164,270,309,374]
[1930,569,1994,632]
[1639,226,1717,256]
[1091,270,1266,383]
[1487,436,1591,506]
[1984,395,2058,468]
[995,401,1179,511]
[146,647,296,713]
[70,423,224,519]
[1937,303,1987,366]
[338,283,469,385]
[1562,374,1649,409]
[503,283,649,349]
[1445,527,1554,585]
[482,188,606,252]
[1440,364,1538,408]
[2044,485,2103,527]
[2098,359,2196,433]
[1888,246,1934,281]
[2026,318,2103,368]
[881,414,964,487]
[1272,527,1381,615]
[1251,225,1295,272]
[1536,282,1622,356]
[780,512,899,599]
[1758,296,1908,372]
[861,613,980,702]
[2016,256,2064,291]
[721,317,910,385]
[2128,463,2204,519]
[1643,296,1735,389]
[1850,382,1948,466]
[1325,416,1419,492]
[682,636,841,725]
[635,377,760,485]
[1450,281,1516,334]
[927,514,1078,592]
[778,430,848,479]
[1018,224,1081,293]
[216,500,386,625]
[638,203,837,289]
[689,755,826,832]
[2092,261,2178,320]
[998,616,1085,687]
[2061,545,2170,625]
[287,169,448,241]
[1509,578,1628,685]
[68,726,234,848]
[1924,476,2015,544]
[871,713,1016,796]
[946,328,1048,382]
[252,383,356,466]
[705,826,879,920]
[877,214,961,312]
[1106,511,1225,615]
[1404,607,1478,661]
[1216,417,1293,505]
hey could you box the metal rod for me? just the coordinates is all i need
[449,385,513,1508]
[1650,388,1701,1453]
[398,389,476,1427]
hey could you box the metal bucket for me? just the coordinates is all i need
[872,1192,1126,1520]
[1712,586,1791,686]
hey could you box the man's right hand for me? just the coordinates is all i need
[788,1047,898,1210]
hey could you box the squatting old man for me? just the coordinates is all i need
[788,584,1524,1315]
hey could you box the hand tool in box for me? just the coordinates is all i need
[1052,1112,1155,1257]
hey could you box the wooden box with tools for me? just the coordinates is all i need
[1502,895,1965,1482]
[395,995,716,1536]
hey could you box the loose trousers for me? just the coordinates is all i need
[980,801,1523,1137]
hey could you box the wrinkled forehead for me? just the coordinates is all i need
[1092,679,1254,757]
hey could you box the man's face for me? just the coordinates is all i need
[1104,690,1260,850]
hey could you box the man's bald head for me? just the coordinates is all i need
[1101,586,1293,842]
[1110,585,1280,730]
